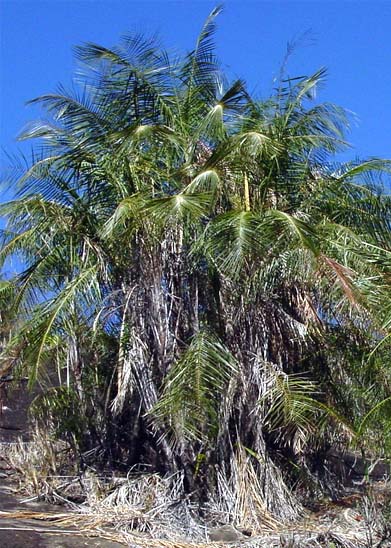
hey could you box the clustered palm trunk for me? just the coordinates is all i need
[1,7,391,519]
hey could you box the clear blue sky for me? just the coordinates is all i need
[1,0,391,174]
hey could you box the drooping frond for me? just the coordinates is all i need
[152,331,238,444]
[259,364,320,453]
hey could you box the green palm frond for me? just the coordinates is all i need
[235,130,281,159]
[181,5,223,99]
[152,331,237,444]
[101,193,145,238]
[144,192,213,224]
[203,210,270,277]
[6,266,100,384]
[0,276,16,304]
[184,168,221,193]
[203,209,320,279]
[267,210,320,255]
[357,396,391,438]
[75,34,177,125]
[259,364,320,453]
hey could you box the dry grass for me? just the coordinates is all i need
[0,427,73,499]
[1,437,390,547]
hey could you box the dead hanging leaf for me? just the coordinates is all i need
[319,254,361,307]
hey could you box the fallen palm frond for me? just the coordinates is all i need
[2,428,391,547]
[1,452,389,548]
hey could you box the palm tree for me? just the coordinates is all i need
[1,6,390,520]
